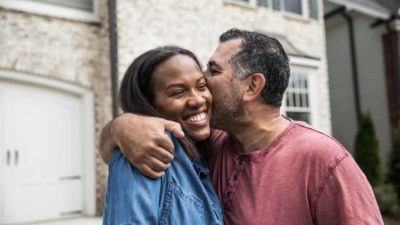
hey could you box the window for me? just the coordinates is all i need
[257,0,268,7]
[285,71,311,123]
[0,0,98,22]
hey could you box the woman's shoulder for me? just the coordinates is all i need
[108,148,166,188]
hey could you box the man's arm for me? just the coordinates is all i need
[98,113,185,179]
[314,156,384,225]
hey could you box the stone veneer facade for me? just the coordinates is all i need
[0,0,330,215]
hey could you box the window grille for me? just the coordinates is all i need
[285,71,310,123]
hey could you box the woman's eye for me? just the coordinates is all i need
[171,90,185,97]
[197,83,207,91]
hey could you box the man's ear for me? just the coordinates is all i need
[242,73,265,102]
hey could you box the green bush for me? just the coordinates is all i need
[354,112,383,186]
[388,126,400,202]
[374,184,400,218]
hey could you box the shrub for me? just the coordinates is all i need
[354,111,383,186]
[374,184,400,218]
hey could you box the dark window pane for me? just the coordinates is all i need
[292,92,297,107]
[284,0,302,14]
[309,0,318,19]
[273,0,281,10]
[258,0,268,7]
[304,93,309,107]
[287,112,310,123]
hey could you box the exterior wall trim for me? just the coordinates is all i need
[0,69,97,216]
[290,56,321,68]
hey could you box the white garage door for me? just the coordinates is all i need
[0,79,84,224]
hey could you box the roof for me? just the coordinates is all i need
[326,0,391,19]
[375,0,400,16]
[256,31,320,60]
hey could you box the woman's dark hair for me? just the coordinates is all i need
[119,46,208,159]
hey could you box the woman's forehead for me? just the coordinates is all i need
[152,55,203,86]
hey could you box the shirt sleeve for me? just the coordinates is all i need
[313,156,384,225]
[102,149,164,225]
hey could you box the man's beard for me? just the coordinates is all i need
[210,80,244,131]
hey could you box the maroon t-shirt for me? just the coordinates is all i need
[208,121,383,225]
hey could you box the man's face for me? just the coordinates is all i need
[205,39,244,130]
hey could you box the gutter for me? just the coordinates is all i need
[325,7,362,123]
[108,0,119,118]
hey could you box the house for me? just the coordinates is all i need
[0,0,329,223]
[324,0,400,167]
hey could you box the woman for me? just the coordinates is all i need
[103,46,224,225]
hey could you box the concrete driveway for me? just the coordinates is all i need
[28,217,101,225]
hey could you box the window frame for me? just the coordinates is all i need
[0,0,99,23]
[226,0,319,20]
[282,57,320,127]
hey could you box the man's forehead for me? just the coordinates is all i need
[209,39,242,63]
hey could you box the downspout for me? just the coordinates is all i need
[108,0,119,118]
[325,7,362,124]
[341,11,362,122]
[386,23,400,127]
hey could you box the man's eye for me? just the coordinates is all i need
[206,68,219,76]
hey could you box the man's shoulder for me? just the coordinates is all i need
[288,121,350,161]
[292,121,345,149]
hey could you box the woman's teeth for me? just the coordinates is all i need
[186,112,206,123]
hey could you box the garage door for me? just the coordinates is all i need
[0,79,83,224]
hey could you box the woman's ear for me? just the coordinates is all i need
[242,73,266,102]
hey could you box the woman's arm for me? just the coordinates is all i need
[103,149,165,225]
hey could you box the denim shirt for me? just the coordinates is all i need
[103,133,224,225]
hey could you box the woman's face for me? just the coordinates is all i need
[153,54,212,141]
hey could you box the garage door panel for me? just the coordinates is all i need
[0,80,83,224]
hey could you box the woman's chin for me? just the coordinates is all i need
[187,128,211,141]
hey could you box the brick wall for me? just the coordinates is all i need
[0,0,112,215]
[116,0,331,134]
[0,0,331,216]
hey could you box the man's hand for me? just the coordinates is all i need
[98,113,184,179]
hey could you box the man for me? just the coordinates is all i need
[100,29,383,224]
